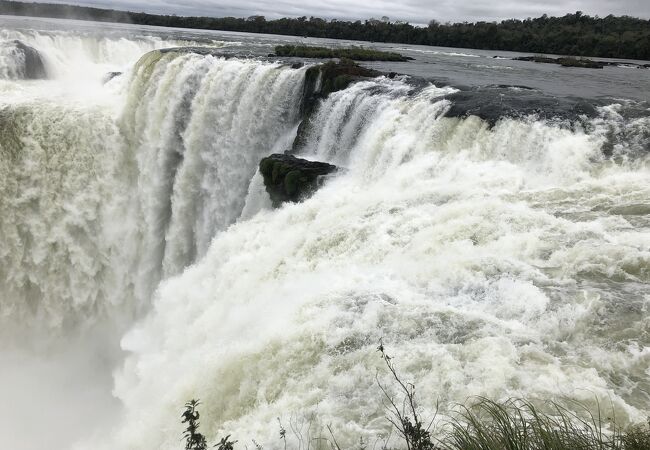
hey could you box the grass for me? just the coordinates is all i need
[444,398,650,450]
[181,343,650,449]
[274,44,412,61]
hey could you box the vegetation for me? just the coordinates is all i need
[182,400,208,450]
[1,1,649,60]
[376,341,437,450]
[274,45,412,61]
[446,399,650,450]
[181,344,650,449]
[313,59,382,96]
[183,399,237,450]
[513,55,607,68]
[259,153,337,207]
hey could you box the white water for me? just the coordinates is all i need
[0,27,235,82]
[0,25,649,450]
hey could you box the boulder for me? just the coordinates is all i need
[259,153,337,207]
[512,55,605,69]
[103,71,122,83]
[12,40,47,79]
[312,58,381,98]
[444,85,599,126]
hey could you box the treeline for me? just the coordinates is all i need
[1,1,650,60]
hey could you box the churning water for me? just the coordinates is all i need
[0,14,648,450]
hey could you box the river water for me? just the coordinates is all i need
[0,14,648,450]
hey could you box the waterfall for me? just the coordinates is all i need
[110,57,649,449]
[0,32,648,450]
[119,50,306,300]
[0,49,306,332]
[0,27,234,81]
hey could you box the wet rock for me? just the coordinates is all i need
[444,85,600,126]
[300,59,381,116]
[12,40,47,79]
[512,55,605,69]
[259,153,337,207]
[315,58,380,97]
[103,71,122,83]
[293,59,382,151]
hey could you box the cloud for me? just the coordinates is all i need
[45,0,650,23]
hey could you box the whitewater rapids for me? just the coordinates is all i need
[0,22,648,450]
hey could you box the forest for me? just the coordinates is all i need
[1,0,649,60]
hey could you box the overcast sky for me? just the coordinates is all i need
[47,0,650,24]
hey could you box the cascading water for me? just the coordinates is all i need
[0,20,648,450]
[119,49,306,299]
[0,27,236,82]
[109,73,650,450]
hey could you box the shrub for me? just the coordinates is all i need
[274,45,411,62]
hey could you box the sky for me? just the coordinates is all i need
[44,0,650,24]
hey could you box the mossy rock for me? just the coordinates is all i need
[513,55,605,69]
[274,44,412,62]
[259,154,337,207]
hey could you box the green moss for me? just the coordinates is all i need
[259,157,275,176]
[271,161,283,184]
[275,44,411,62]
[259,154,337,207]
[513,55,605,69]
[283,170,302,196]
[332,74,354,91]
[558,56,605,68]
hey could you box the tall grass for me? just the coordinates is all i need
[376,343,649,450]
[181,344,650,450]
[444,398,650,450]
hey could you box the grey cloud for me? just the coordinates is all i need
[46,0,650,23]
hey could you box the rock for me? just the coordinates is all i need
[512,55,605,69]
[103,72,122,83]
[316,58,381,97]
[444,85,599,126]
[294,59,382,151]
[513,55,558,64]
[557,57,605,69]
[259,153,337,207]
[301,59,381,114]
[11,40,47,79]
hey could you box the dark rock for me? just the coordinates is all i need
[259,153,337,207]
[512,55,605,69]
[103,71,122,83]
[294,59,382,151]
[11,40,47,79]
[159,47,238,58]
[273,44,411,62]
[317,58,381,97]
[557,57,605,68]
[444,85,600,126]
[513,55,557,64]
